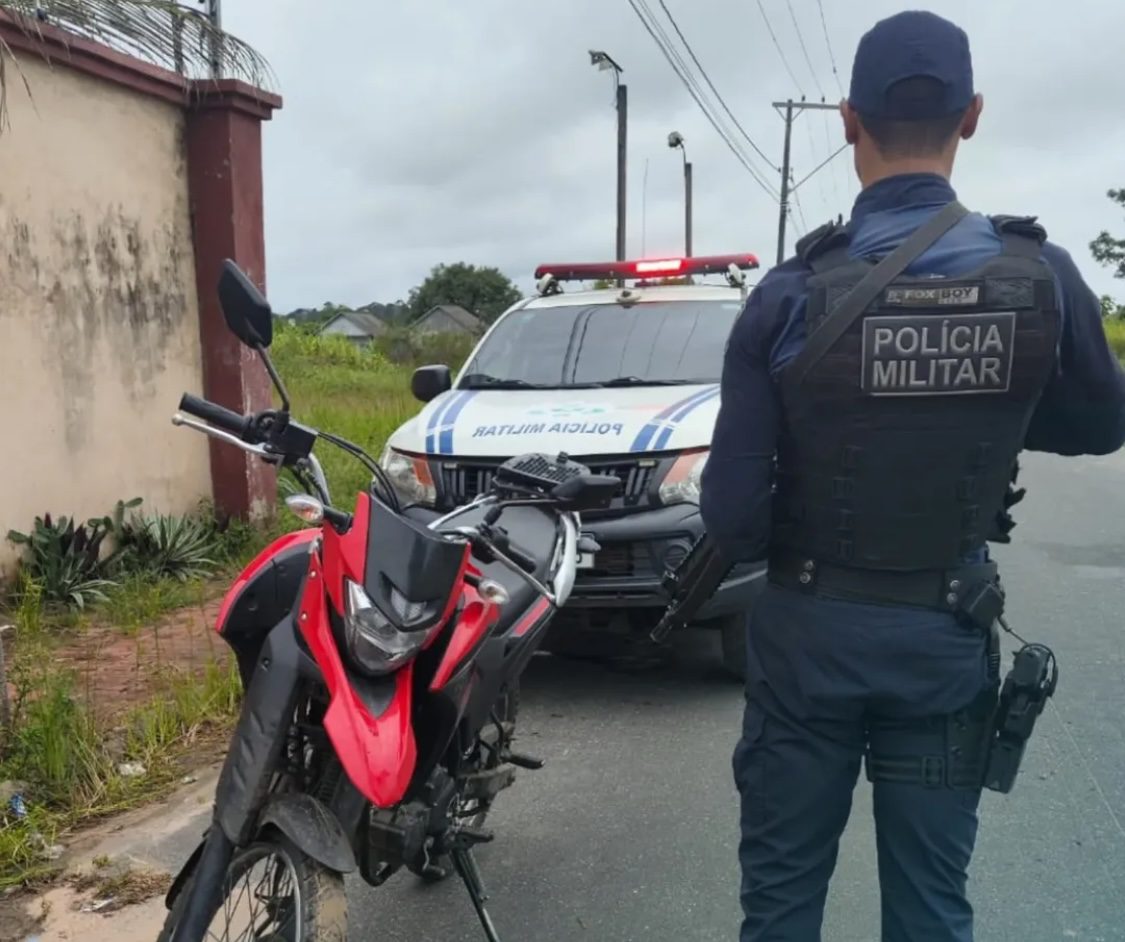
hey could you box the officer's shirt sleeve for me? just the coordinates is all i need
[1024,242,1125,456]
[700,267,800,563]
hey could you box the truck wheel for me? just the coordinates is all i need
[715,612,749,682]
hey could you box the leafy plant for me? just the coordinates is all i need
[116,513,219,582]
[7,514,117,609]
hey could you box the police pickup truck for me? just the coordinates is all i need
[379,254,767,679]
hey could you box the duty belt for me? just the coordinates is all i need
[768,551,1000,616]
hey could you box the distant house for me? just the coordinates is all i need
[319,310,387,346]
[412,304,482,336]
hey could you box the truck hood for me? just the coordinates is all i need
[390,385,720,458]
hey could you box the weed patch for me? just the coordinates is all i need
[1103,316,1125,360]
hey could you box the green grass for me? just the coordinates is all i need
[271,324,470,503]
[0,326,471,887]
[101,574,210,634]
[1103,317,1125,361]
[0,634,242,887]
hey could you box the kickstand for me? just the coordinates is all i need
[451,846,503,942]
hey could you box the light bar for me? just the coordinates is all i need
[533,254,760,282]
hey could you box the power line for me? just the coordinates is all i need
[802,115,831,217]
[815,0,845,97]
[626,0,779,201]
[790,185,809,236]
[656,0,779,172]
[639,0,777,186]
[755,0,804,97]
[786,0,825,99]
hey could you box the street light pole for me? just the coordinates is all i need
[590,51,627,261]
[669,131,692,258]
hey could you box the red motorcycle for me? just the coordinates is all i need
[161,262,619,942]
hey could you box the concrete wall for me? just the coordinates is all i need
[0,53,210,570]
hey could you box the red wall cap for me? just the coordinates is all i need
[191,79,282,120]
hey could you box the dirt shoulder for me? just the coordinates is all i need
[0,765,220,942]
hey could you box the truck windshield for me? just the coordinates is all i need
[460,299,742,389]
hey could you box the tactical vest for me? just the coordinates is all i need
[771,214,1061,573]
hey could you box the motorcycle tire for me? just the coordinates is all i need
[157,831,347,942]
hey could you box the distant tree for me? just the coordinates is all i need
[408,263,521,325]
[1100,295,1125,320]
[1091,188,1125,281]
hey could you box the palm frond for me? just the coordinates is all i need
[0,1,277,109]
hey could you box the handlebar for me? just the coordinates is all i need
[179,393,253,440]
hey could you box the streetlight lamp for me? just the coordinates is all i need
[668,131,692,258]
[590,50,627,262]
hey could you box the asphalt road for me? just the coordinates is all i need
[348,449,1125,942]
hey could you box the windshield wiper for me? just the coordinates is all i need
[595,376,706,388]
[460,373,550,390]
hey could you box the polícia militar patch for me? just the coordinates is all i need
[860,312,1016,396]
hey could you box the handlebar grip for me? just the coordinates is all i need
[507,544,538,574]
[179,393,251,439]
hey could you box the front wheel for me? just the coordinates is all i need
[158,832,347,942]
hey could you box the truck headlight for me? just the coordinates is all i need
[658,449,709,505]
[379,447,436,506]
[343,579,437,676]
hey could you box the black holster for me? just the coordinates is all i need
[982,644,1057,793]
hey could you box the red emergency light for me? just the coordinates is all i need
[533,254,760,282]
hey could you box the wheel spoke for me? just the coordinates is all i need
[199,845,302,942]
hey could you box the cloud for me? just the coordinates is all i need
[223,0,1125,310]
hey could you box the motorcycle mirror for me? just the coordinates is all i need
[218,260,274,350]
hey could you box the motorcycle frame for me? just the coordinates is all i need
[167,489,571,928]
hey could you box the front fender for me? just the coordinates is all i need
[165,793,355,912]
[259,793,356,874]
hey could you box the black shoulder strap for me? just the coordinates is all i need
[785,201,969,387]
[990,214,1046,259]
[797,219,852,273]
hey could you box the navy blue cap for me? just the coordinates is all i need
[849,10,974,120]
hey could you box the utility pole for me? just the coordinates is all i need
[616,81,628,262]
[773,99,845,265]
[591,51,627,261]
[668,131,692,257]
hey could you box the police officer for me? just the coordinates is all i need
[700,10,1125,942]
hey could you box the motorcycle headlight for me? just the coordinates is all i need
[658,449,709,505]
[343,579,436,676]
[379,447,436,506]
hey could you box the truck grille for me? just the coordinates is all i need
[437,458,657,508]
[580,541,658,580]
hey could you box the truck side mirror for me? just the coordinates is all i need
[412,365,452,402]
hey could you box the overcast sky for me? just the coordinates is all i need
[223,0,1125,312]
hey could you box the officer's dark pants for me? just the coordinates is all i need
[733,584,993,942]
